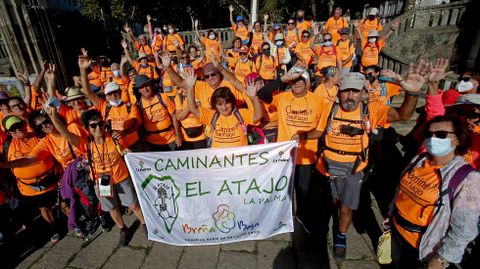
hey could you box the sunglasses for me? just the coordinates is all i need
[89,121,104,129]
[302,35,310,38]
[239,52,247,55]
[323,38,332,42]
[204,73,218,79]
[8,122,24,133]
[458,77,471,82]
[38,119,51,128]
[263,47,270,51]
[181,56,189,59]
[288,22,295,25]
[422,130,455,139]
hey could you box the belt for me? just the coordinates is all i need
[393,208,427,234]
[325,146,366,156]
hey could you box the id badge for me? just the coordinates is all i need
[97,174,113,197]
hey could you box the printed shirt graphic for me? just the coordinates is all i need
[316,102,390,175]
[198,107,254,148]
[274,91,325,164]
[140,94,176,145]
[394,159,442,248]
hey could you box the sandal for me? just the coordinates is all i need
[333,233,347,260]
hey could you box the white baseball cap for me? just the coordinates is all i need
[369,8,379,16]
[104,82,120,95]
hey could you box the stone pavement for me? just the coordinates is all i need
[15,194,385,269]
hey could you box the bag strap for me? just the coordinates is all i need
[446,164,474,201]
[2,136,12,161]
[208,111,221,148]
[86,136,96,180]
[67,142,77,159]
[232,109,247,135]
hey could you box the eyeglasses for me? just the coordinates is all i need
[323,38,332,42]
[339,89,362,93]
[422,130,455,139]
[38,119,51,128]
[302,35,310,38]
[288,22,295,25]
[89,121,104,130]
[8,123,24,133]
[366,72,376,76]
[263,47,270,51]
[204,73,217,79]
[9,103,23,110]
[458,77,471,82]
[181,56,189,59]
[239,52,247,55]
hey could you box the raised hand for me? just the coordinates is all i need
[428,58,452,83]
[247,24,253,32]
[312,22,320,36]
[78,55,91,70]
[229,5,234,12]
[159,51,171,68]
[146,14,151,21]
[80,48,88,57]
[45,64,56,85]
[120,54,128,65]
[193,39,202,48]
[120,39,128,49]
[194,19,199,30]
[391,18,400,29]
[45,106,56,118]
[184,68,197,89]
[15,70,29,83]
[263,13,269,22]
[211,52,219,68]
[400,59,428,93]
[42,60,49,71]
[281,66,305,82]
[353,20,359,28]
[245,78,257,97]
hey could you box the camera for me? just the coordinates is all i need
[340,125,364,137]
[99,174,111,186]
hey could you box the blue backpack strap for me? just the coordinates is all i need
[207,111,220,148]
[232,109,247,135]
[447,164,474,201]
[156,93,168,111]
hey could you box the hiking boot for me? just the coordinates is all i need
[333,232,347,260]
[50,233,61,244]
[119,227,129,247]
[74,228,83,237]
[99,215,111,233]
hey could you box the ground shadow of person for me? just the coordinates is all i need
[290,220,332,269]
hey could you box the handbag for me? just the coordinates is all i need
[377,230,392,264]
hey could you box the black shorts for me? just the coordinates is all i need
[22,189,57,209]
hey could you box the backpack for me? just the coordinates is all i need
[257,55,274,75]
[319,100,371,175]
[104,102,132,122]
[206,109,247,148]
[319,45,337,56]
[136,92,173,135]
[284,28,300,41]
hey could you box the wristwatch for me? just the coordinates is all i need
[435,255,450,268]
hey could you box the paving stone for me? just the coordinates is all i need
[338,260,381,269]
[129,226,153,249]
[217,251,256,269]
[178,245,220,269]
[257,241,296,269]
[345,230,375,260]
[103,247,146,269]
[30,235,83,269]
[15,246,50,269]
[141,243,184,269]
[69,228,119,268]
[265,232,292,242]
[220,240,256,252]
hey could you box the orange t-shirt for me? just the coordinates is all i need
[198,107,254,148]
[133,41,153,56]
[359,18,383,42]
[234,60,256,84]
[314,83,338,104]
[202,37,221,63]
[273,91,325,165]
[8,135,56,196]
[139,94,176,145]
[194,80,246,109]
[324,17,348,43]
[368,82,401,105]
[89,71,102,88]
[152,34,164,51]
[165,33,184,52]
[295,41,315,65]
[394,159,442,248]
[316,102,390,175]
[336,39,355,68]
[58,104,84,126]
[79,136,129,184]
[92,66,113,86]
[296,21,312,34]
[97,100,141,149]
[256,55,277,80]
[226,49,241,69]
[29,124,86,168]
[232,24,249,43]
[162,63,177,87]
[174,94,206,142]
[284,28,300,48]
[361,40,385,67]
[315,45,339,73]
[250,31,264,54]
[30,87,45,111]
[133,61,159,80]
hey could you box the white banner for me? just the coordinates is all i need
[125,141,297,246]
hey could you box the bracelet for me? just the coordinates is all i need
[406,91,421,97]
[391,27,396,31]
[435,255,449,268]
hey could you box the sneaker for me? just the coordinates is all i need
[333,232,347,260]
[142,224,148,237]
[295,216,311,234]
[50,233,61,244]
[74,228,83,237]
[119,227,129,247]
[99,215,111,233]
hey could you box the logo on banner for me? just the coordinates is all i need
[212,204,236,234]
[136,160,152,172]
[141,175,179,233]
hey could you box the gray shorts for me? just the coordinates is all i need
[95,177,139,211]
[329,171,364,210]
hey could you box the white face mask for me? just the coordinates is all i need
[209,34,215,40]
[456,80,474,93]
[275,40,283,46]
[168,29,174,34]
[239,57,248,63]
[323,41,333,47]
[113,70,121,78]
[108,99,122,107]
[368,38,377,43]
[423,137,454,157]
